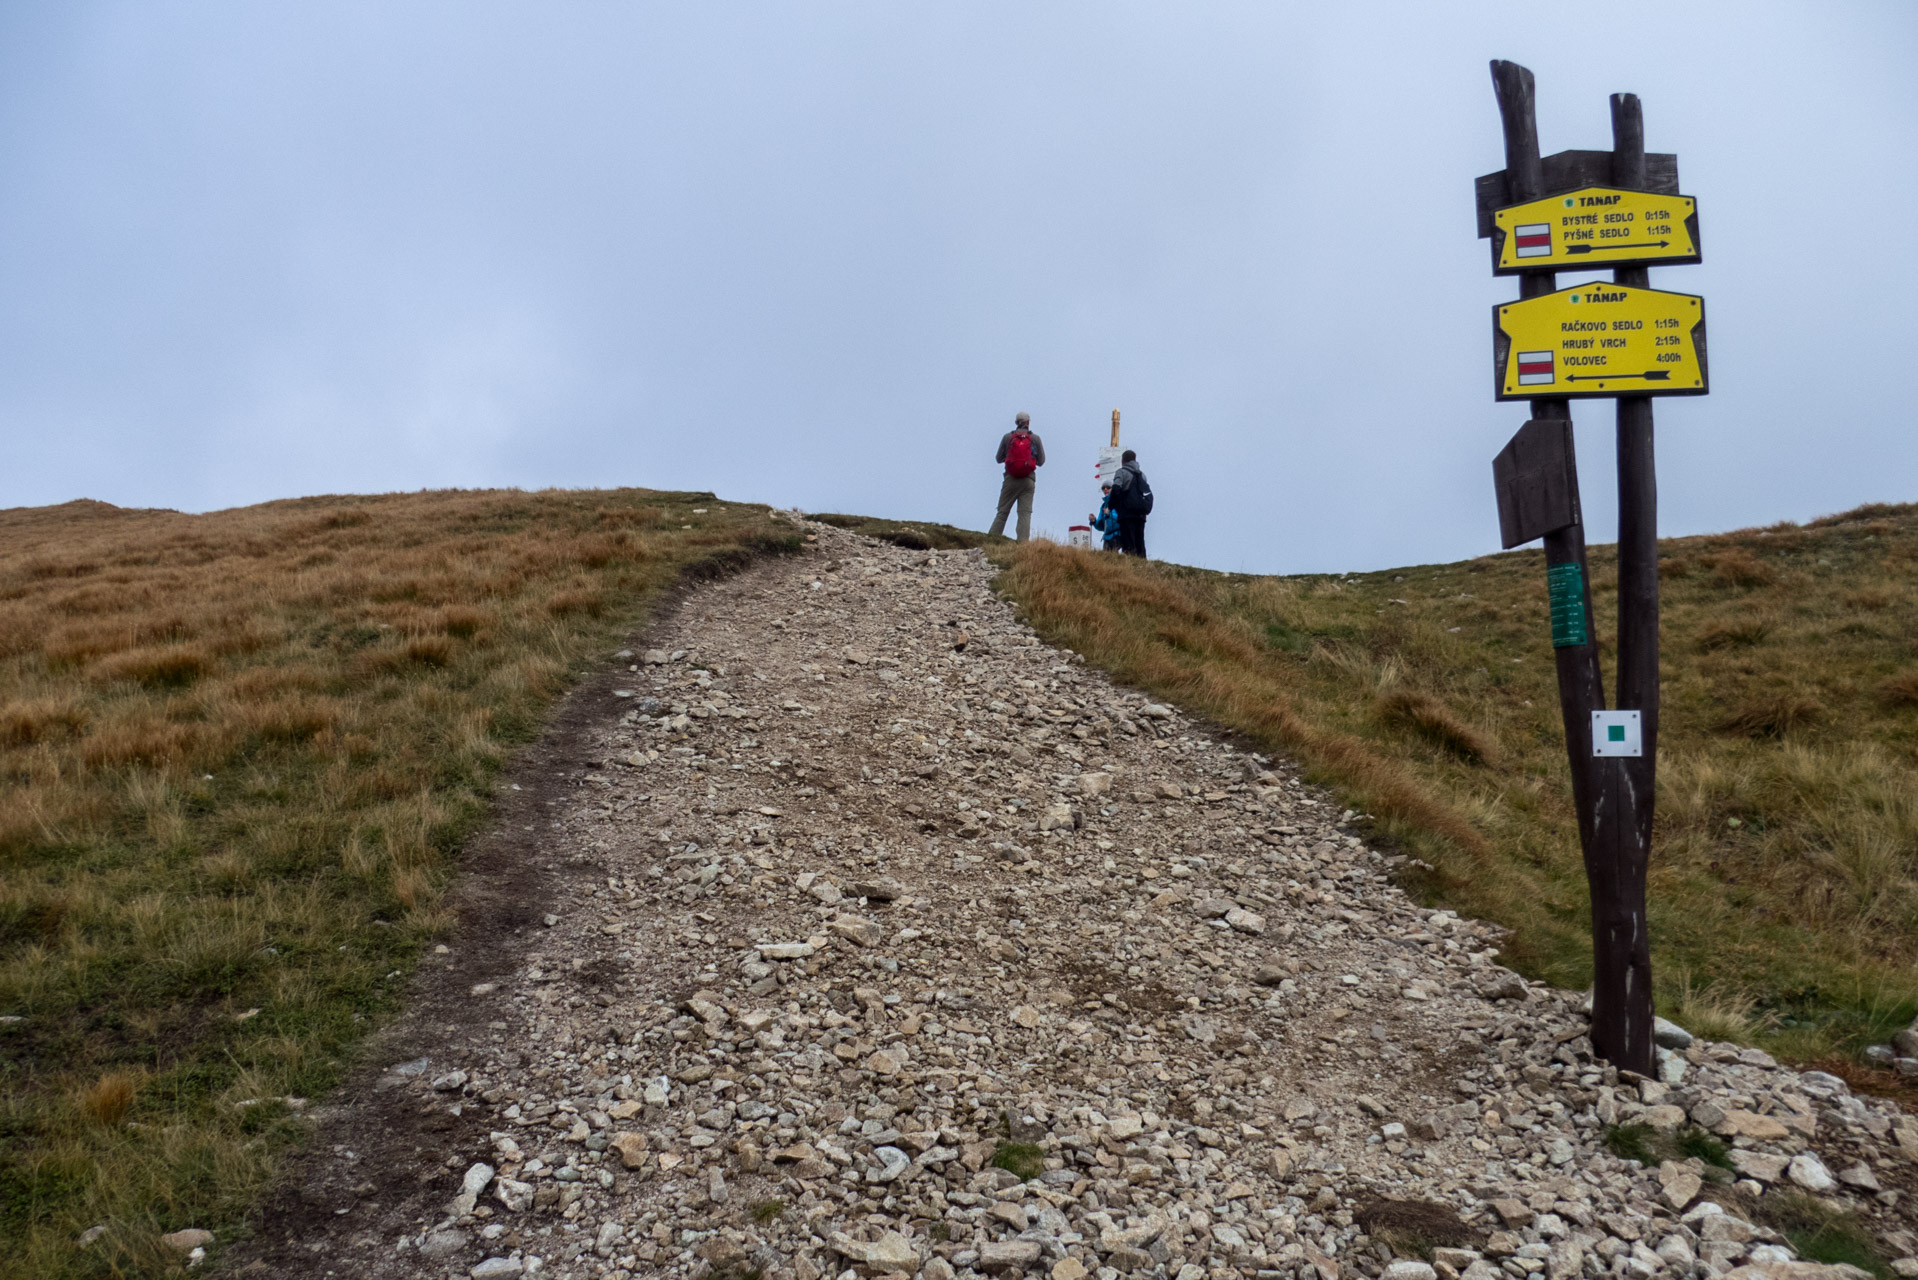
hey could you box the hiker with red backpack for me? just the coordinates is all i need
[987,412,1046,542]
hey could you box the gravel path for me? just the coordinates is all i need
[238,521,1918,1280]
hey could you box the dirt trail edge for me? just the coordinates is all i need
[231,522,1918,1280]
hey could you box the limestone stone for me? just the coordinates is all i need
[1788,1153,1836,1192]
[1716,1110,1791,1140]
[827,1230,918,1272]
[980,1240,1044,1272]
[492,1177,534,1212]
[160,1229,214,1253]
[608,1132,649,1169]
[1730,1150,1789,1183]
[1384,1263,1439,1280]
[1657,1161,1702,1209]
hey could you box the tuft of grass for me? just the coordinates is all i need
[988,1141,1046,1181]
[991,501,1918,1065]
[1751,1191,1891,1279]
[1713,694,1823,739]
[0,488,799,1280]
[89,644,213,688]
[1877,669,1918,708]
[0,698,90,747]
[747,1198,786,1224]
[1352,1195,1480,1261]
[1706,548,1778,587]
[1601,1122,1657,1164]
[1695,616,1771,651]
[1376,688,1499,766]
[1661,975,1773,1046]
[1600,1123,1730,1175]
[77,1071,141,1128]
[1672,1128,1734,1171]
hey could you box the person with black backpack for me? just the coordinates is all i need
[1109,449,1153,558]
[987,412,1045,542]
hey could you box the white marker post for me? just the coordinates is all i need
[1096,409,1123,490]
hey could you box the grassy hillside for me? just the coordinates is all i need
[994,503,1918,1068]
[4,487,1911,1275]
[0,489,796,1279]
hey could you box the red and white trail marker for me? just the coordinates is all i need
[1516,350,1555,386]
[1513,221,1552,258]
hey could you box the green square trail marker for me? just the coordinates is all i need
[1591,710,1642,757]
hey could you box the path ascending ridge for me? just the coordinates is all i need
[248,519,1917,1280]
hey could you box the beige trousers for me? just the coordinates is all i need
[988,474,1036,541]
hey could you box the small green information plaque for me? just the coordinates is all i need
[1547,562,1588,648]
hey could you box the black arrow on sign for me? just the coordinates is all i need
[1564,240,1673,254]
[1565,370,1673,383]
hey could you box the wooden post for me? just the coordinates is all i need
[1596,91,1658,1073]
[1491,61,1661,1073]
[1111,409,1121,449]
[1491,59,1610,882]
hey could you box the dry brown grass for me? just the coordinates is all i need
[1878,669,1918,708]
[993,544,1491,860]
[77,1071,141,1128]
[1695,616,1772,651]
[994,502,1918,1067]
[1845,589,1896,612]
[1713,694,1824,740]
[1376,688,1500,766]
[0,487,795,1278]
[1707,548,1779,587]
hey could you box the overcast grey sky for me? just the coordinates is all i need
[2,3,1913,573]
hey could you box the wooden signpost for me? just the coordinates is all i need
[1482,61,1702,1075]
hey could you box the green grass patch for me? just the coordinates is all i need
[1601,1124,1733,1179]
[989,1141,1046,1181]
[1673,1127,1734,1171]
[1601,1122,1659,1165]
[1752,1191,1891,1280]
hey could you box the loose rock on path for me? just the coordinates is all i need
[236,520,1918,1280]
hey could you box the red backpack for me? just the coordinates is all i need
[1005,432,1036,478]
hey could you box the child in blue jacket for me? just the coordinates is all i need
[1089,486,1122,551]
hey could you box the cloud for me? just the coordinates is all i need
[1,2,1913,569]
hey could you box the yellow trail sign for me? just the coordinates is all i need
[1494,282,1707,401]
[1492,186,1699,273]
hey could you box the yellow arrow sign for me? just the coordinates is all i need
[1492,186,1700,274]
[1494,282,1707,401]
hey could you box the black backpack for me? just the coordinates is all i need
[1119,468,1154,516]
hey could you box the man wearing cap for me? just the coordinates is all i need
[987,412,1046,542]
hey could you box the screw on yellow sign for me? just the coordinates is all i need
[1492,186,1700,274]
[1494,282,1707,401]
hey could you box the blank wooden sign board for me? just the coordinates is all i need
[1492,418,1579,549]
